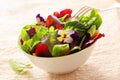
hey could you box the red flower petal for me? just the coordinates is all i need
[60,9,72,17]
[46,15,54,28]
[46,15,64,29]
[53,11,60,18]
[82,33,105,49]
[35,43,51,57]
[55,24,63,30]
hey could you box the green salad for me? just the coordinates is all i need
[19,8,104,57]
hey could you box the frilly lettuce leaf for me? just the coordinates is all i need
[44,26,58,52]
[80,9,102,29]
[36,26,48,40]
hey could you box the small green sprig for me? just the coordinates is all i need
[8,59,32,74]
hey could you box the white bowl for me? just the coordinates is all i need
[23,43,95,74]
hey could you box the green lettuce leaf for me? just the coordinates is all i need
[36,26,48,40]
[64,21,86,38]
[80,9,102,29]
[44,26,58,52]
[69,46,80,54]
[52,44,69,57]
[64,9,102,38]
[87,25,96,37]
[21,28,30,41]
[8,59,32,74]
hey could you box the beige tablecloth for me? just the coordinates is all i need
[0,0,120,80]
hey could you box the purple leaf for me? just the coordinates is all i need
[26,28,36,38]
[82,33,105,49]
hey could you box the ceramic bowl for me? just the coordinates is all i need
[22,43,95,74]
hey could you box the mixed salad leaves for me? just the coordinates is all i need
[19,8,104,57]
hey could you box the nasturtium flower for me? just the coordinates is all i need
[60,9,72,20]
[45,15,64,29]
[57,29,75,43]
[53,9,72,22]
[53,9,72,18]
[60,9,72,22]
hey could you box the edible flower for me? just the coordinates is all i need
[53,9,72,18]
[57,29,75,43]
[36,14,45,26]
[60,9,72,18]
[53,9,72,21]
[46,15,64,29]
